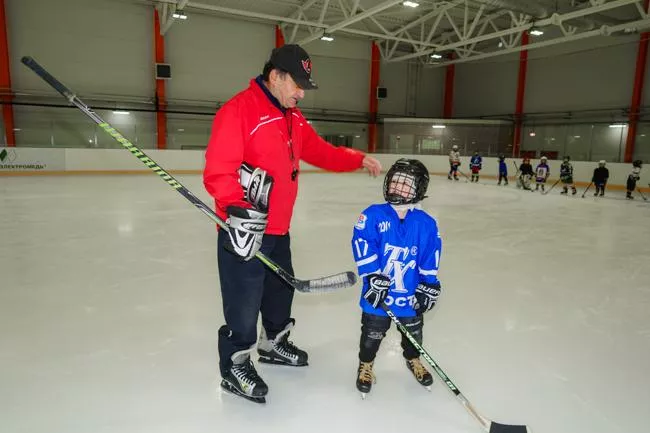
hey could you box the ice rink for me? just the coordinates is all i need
[1,172,649,433]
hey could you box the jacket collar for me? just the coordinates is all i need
[253,75,286,115]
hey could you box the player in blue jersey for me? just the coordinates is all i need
[534,156,550,192]
[470,151,482,182]
[351,159,442,397]
[497,155,508,185]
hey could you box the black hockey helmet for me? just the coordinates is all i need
[498,154,505,161]
[563,155,571,162]
[383,158,430,205]
[633,159,643,168]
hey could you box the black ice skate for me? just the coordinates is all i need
[221,348,268,404]
[572,187,577,195]
[258,321,308,367]
[447,174,452,180]
[356,361,375,399]
[406,358,433,391]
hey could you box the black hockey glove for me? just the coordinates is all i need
[363,274,391,309]
[414,282,441,315]
[224,205,268,261]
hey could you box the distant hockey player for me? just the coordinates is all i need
[469,151,482,183]
[448,145,461,181]
[517,157,534,190]
[497,155,508,185]
[626,159,643,199]
[592,160,609,197]
[351,158,442,398]
[560,156,577,195]
[534,156,550,192]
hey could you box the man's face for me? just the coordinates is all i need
[389,174,416,200]
[269,70,305,109]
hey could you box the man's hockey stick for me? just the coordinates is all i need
[637,187,648,201]
[542,179,560,195]
[581,182,593,198]
[21,56,356,294]
[380,304,530,433]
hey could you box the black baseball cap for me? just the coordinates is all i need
[269,44,318,90]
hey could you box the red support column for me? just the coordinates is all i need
[625,0,650,163]
[0,0,15,147]
[275,25,285,48]
[512,31,529,158]
[154,9,167,150]
[368,42,380,153]
[443,53,455,118]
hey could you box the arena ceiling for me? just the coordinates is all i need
[143,1,650,65]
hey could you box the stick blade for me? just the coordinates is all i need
[489,421,531,433]
[294,271,357,293]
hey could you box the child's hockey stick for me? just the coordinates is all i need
[381,304,531,433]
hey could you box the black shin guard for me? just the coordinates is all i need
[399,315,424,360]
[359,313,391,362]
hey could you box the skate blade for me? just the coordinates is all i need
[258,355,308,367]
[220,380,266,404]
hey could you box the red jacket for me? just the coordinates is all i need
[204,78,366,235]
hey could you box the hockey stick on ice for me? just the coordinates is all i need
[458,169,471,182]
[21,56,356,294]
[542,179,560,195]
[637,187,648,201]
[581,182,593,198]
[380,304,530,433]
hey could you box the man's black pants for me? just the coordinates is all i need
[217,230,295,376]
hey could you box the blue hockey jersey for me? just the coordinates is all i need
[470,155,482,169]
[352,203,442,317]
[498,160,508,175]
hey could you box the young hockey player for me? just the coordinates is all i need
[497,155,508,185]
[560,156,577,195]
[592,160,609,197]
[535,156,550,192]
[448,145,461,180]
[626,159,643,199]
[351,158,442,398]
[470,151,482,182]
[517,157,534,190]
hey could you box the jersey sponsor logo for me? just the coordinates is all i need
[378,221,390,233]
[384,294,416,308]
[260,115,270,121]
[383,243,416,294]
[355,213,367,230]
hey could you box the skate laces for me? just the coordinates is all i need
[233,359,262,388]
[275,334,301,358]
[358,361,375,384]
[409,359,427,381]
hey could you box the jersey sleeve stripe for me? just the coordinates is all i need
[418,268,438,276]
[356,254,378,267]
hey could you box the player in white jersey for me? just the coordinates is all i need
[448,145,461,181]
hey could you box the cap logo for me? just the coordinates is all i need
[301,59,312,74]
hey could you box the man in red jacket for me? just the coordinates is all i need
[204,44,381,403]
